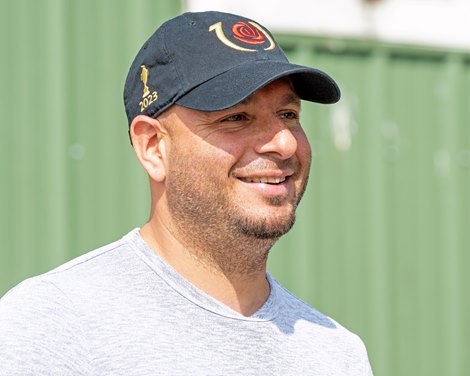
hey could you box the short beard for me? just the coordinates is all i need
[164,141,308,275]
[232,205,296,240]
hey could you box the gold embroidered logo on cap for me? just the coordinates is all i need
[139,65,158,112]
[140,65,150,97]
[209,21,275,52]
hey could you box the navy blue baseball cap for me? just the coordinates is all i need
[124,11,340,125]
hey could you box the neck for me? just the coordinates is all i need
[140,215,276,316]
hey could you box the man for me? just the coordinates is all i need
[0,11,372,375]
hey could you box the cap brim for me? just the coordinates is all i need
[176,60,340,112]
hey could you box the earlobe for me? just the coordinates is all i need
[130,115,168,182]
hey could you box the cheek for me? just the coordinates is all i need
[201,135,246,169]
[294,130,312,167]
[175,139,240,178]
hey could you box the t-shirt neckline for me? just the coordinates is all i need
[125,228,280,322]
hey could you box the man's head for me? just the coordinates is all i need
[125,11,340,249]
[157,78,309,240]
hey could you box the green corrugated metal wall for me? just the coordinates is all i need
[268,37,470,376]
[0,0,181,291]
[1,2,469,375]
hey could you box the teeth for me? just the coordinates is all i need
[241,177,286,184]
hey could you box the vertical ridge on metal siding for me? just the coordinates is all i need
[362,49,391,374]
[462,59,470,376]
[437,54,463,376]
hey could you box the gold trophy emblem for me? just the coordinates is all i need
[140,65,150,98]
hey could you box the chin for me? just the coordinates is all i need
[230,208,297,240]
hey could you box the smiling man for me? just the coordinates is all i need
[0,11,372,375]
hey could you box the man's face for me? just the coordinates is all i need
[162,79,311,240]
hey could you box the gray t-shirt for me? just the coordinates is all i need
[0,229,372,375]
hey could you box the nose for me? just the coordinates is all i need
[255,122,298,160]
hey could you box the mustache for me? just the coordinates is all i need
[232,158,300,174]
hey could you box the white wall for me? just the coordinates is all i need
[186,0,470,51]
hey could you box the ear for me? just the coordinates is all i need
[130,115,168,182]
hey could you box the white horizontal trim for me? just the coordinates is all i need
[185,0,470,51]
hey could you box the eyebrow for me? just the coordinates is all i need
[238,92,301,107]
[280,93,301,107]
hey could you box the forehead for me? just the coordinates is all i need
[236,78,300,107]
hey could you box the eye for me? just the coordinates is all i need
[221,113,248,122]
[280,111,299,120]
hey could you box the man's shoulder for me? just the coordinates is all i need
[271,276,368,346]
[48,231,134,275]
[1,229,141,305]
[270,276,336,328]
[270,277,372,374]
